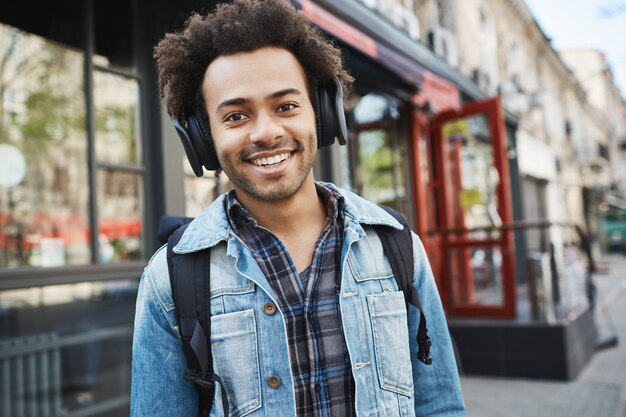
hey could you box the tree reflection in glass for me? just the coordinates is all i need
[0,24,89,268]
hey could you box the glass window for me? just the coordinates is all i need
[0,279,137,415]
[1,3,142,416]
[0,24,90,268]
[97,171,143,262]
[442,114,501,237]
[94,70,141,166]
[449,245,504,306]
[1,17,146,268]
[94,70,144,261]
[349,92,410,216]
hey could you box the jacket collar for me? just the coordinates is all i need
[173,182,403,254]
[323,182,403,230]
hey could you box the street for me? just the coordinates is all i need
[462,255,626,417]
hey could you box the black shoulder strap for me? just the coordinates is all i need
[166,223,229,417]
[158,215,194,245]
[375,206,432,365]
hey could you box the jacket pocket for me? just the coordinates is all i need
[211,308,262,417]
[367,291,414,397]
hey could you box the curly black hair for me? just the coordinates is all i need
[154,0,353,120]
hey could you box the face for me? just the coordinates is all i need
[202,47,318,203]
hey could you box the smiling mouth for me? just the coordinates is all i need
[250,152,291,167]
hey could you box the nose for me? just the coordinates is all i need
[249,111,285,146]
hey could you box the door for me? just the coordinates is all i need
[430,97,516,318]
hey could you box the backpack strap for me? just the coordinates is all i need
[166,223,230,417]
[375,206,432,365]
[158,215,194,245]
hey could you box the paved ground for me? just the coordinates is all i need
[461,255,626,417]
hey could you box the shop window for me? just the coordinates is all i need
[97,171,143,262]
[94,70,144,262]
[0,24,90,268]
[94,72,141,166]
[0,280,136,415]
[349,93,410,216]
[451,114,502,234]
[0,1,141,415]
[0,0,145,268]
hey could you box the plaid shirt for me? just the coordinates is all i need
[225,184,356,417]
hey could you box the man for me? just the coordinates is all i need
[131,0,465,416]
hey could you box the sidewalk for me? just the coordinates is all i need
[461,255,626,417]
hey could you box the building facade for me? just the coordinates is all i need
[560,49,626,253]
[356,0,618,377]
[1,0,623,415]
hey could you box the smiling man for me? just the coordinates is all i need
[130,1,465,416]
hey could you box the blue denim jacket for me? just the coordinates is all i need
[131,183,466,417]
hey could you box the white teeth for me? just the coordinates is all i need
[252,152,290,167]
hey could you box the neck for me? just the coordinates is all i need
[234,174,326,236]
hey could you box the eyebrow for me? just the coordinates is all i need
[215,97,252,114]
[214,88,304,115]
[267,88,304,101]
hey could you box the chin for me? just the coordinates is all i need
[241,180,306,202]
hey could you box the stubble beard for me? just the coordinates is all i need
[218,135,317,202]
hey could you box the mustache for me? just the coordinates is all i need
[239,137,306,160]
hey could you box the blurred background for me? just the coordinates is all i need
[0,0,625,416]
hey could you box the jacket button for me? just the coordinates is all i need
[263,302,277,315]
[268,375,281,389]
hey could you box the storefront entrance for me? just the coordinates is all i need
[414,97,517,318]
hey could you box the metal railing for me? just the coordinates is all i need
[1,333,62,417]
[1,326,132,417]
[430,219,590,321]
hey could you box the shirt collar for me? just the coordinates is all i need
[173,182,402,254]
[225,183,345,234]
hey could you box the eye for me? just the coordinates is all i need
[278,103,297,113]
[224,112,248,123]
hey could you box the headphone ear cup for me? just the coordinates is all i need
[173,116,204,177]
[188,112,221,171]
[172,110,221,177]
[316,86,334,148]
[331,76,348,145]
[316,75,348,148]
[313,89,325,148]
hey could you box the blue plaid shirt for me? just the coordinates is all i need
[225,184,356,417]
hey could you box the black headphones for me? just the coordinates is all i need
[173,75,348,177]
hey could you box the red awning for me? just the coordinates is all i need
[296,0,459,111]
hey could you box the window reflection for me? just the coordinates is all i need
[443,114,501,237]
[0,24,90,268]
[448,245,504,307]
[350,93,409,216]
[94,69,141,166]
[93,67,144,262]
[0,280,137,415]
[97,171,143,262]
